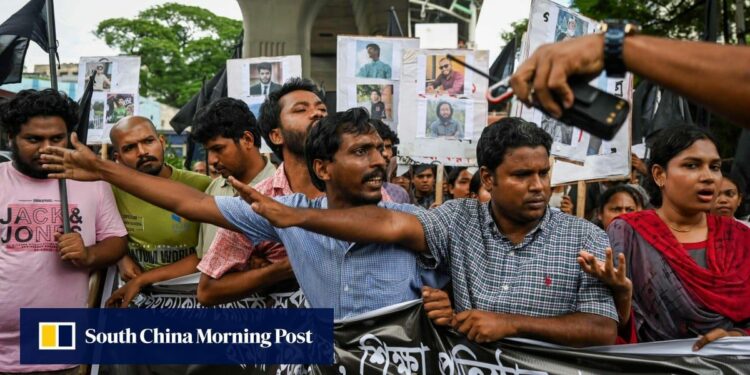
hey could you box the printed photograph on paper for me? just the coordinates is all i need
[355,40,394,79]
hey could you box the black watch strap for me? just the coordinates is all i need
[603,20,627,77]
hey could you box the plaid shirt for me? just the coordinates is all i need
[416,199,618,322]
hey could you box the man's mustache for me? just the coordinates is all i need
[136,156,158,168]
[362,167,386,183]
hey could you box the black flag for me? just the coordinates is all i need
[0,0,50,84]
[386,6,404,37]
[74,72,96,145]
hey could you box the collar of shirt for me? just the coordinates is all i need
[482,203,551,251]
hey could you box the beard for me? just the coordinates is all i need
[135,155,164,176]
[281,126,307,158]
[11,142,48,179]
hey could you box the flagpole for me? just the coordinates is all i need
[45,0,70,234]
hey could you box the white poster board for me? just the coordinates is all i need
[76,56,141,145]
[397,48,489,166]
[415,23,459,49]
[227,55,302,118]
[516,0,632,182]
[336,36,419,134]
[227,55,302,153]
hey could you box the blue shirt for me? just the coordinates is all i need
[357,60,392,79]
[216,194,440,319]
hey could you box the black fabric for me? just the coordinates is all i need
[731,129,750,217]
[186,301,750,374]
[386,6,403,37]
[631,80,693,146]
[75,70,96,144]
[0,0,49,84]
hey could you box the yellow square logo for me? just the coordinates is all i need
[38,322,76,350]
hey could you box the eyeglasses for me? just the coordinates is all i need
[440,64,451,69]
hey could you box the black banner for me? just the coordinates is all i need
[187,300,750,375]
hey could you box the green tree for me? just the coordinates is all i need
[95,3,242,108]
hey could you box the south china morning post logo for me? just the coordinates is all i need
[21,308,333,365]
[38,322,76,350]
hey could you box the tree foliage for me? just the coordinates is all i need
[95,3,242,108]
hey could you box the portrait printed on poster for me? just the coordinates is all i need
[356,84,394,122]
[541,114,575,146]
[84,60,113,91]
[422,99,467,140]
[555,8,588,42]
[106,93,135,124]
[424,54,466,96]
[249,61,283,97]
[89,92,106,130]
[355,40,394,79]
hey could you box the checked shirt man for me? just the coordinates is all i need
[237,118,618,347]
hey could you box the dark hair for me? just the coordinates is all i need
[304,107,375,191]
[721,172,745,198]
[191,98,261,147]
[371,89,381,97]
[258,77,324,160]
[469,169,482,195]
[645,125,719,207]
[370,118,399,145]
[0,89,79,137]
[447,167,468,187]
[366,43,380,53]
[412,163,434,177]
[257,62,272,72]
[436,101,453,118]
[476,117,552,172]
[598,184,644,214]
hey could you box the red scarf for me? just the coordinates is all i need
[619,210,750,322]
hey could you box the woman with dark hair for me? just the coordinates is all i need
[711,174,749,227]
[581,126,750,348]
[596,184,643,229]
[446,166,472,199]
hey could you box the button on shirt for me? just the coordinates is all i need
[216,194,438,320]
[415,199,618,322]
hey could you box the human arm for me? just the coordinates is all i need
[510,34,750,127]
[560,195,574,215]
[452,310,616,347]
[56,232,127,269]
[578,248,632,326]
[40,133,234,230]
[693,328,747,351]
[446,72,464,95]
[227,177,429,252]
[197,258,294,306]
[118,255,143,281]
[106,253,200,308]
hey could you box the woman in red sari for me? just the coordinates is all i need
[581,126,749,349]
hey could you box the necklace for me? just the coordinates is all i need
[666,224,693,233]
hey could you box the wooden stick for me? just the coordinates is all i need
[576,180,586,218]
[434,163,444,205]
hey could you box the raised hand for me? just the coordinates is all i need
[40,132,103,181]
[578,248,631,295]
[510,34,605,118]
[227,176,300,228]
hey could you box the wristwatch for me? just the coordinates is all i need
[598,20,640,78]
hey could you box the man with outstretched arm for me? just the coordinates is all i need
[227,118,620,347]
[40,108,444,320]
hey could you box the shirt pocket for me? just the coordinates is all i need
[513,267,579,316]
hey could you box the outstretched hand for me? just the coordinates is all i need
[227,176,299,228]
[510,34,605,118]
[577,248,632,295]
[40,133,103,181]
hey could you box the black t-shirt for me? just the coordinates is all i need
[371,102,386,120]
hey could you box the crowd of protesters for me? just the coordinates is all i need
[1,31,750,374]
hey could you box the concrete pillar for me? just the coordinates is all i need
[236,0,329,77]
